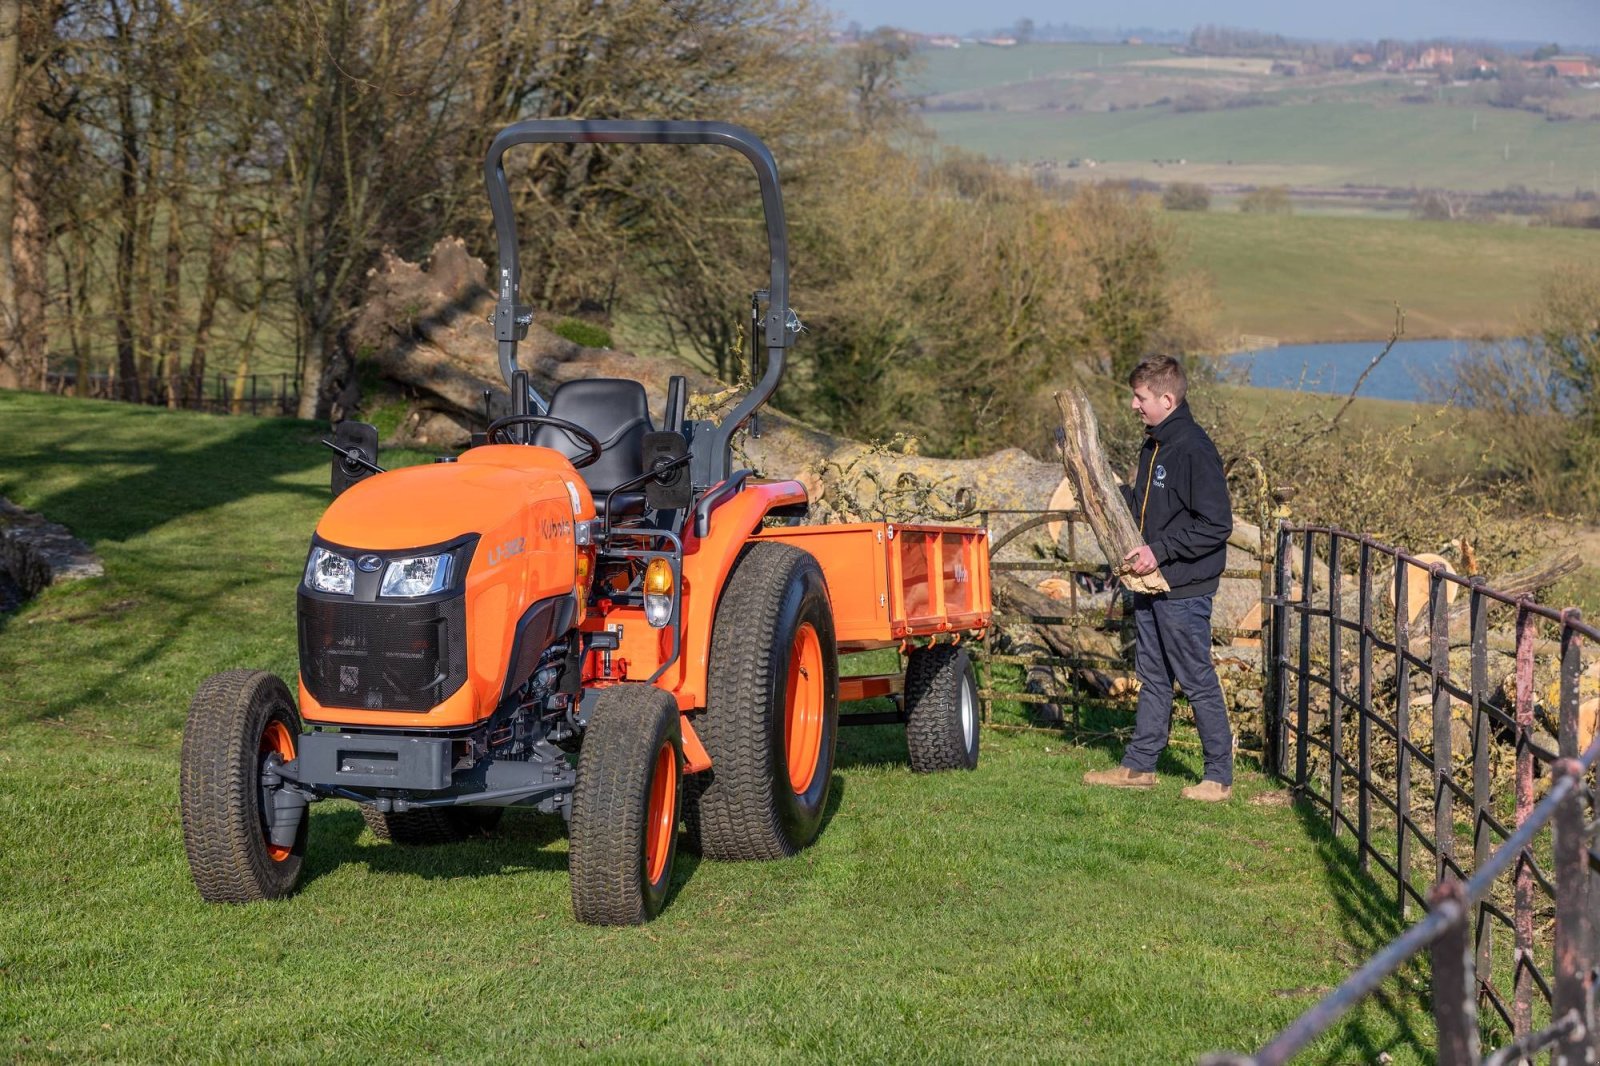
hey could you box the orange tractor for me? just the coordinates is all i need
[180,121,992,924]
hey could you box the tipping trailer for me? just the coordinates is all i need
[179,121,992,924]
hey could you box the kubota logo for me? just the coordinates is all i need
[540,517,573,541]
[487,537,525,566]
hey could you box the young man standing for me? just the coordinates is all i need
[1083,356,1235,801]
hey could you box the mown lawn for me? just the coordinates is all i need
[0,391,1436,1062]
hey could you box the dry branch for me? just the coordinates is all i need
[1053,389,1169,595]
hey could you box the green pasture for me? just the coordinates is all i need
[928,100,1600,195]
[912,42,1178,95]
[1172,212,1600,343]
[0,391,1441,1062]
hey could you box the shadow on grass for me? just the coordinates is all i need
[3,418,329,547]
[1280,797,1433,1064]
[1046,701,1198,779]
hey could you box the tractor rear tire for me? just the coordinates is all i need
[180,670,308,903]
[904,645,980,773]
[569,684,683,925]
[360,806,503,845]
[686,543,839,861]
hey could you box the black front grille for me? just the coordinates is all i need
[298,593,468,712]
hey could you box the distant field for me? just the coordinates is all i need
[1171,212,1600,342]
[912,42,1175,94]
[928,100,1600,194]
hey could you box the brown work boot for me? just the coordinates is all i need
[1181,780,1232,802]
[1082,766,1156,789]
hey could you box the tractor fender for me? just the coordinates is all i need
[669,479,809,707]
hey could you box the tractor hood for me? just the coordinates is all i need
[315,446,594,552]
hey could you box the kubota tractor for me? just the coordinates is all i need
[180,121,992,924]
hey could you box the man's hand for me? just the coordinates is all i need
[1123,544,1158,576]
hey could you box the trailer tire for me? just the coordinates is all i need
[904,645,980,773]
[686,543,839,861]
[360,806,502,845]
[569,684,683,925]
[180,670,308,903]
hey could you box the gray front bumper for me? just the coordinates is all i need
[296,732,454,791]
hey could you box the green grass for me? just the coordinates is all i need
[1172,212,1600,343]
[927,100,1600,195]
[0,391,1439,1062]
[912,43,1179,95]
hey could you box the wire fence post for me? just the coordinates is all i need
[1513,607,1537,1038]
[1429,878,1481,1066]
[1357,538,1374,873]
[1431,566,1455,884]
[1551,757,1593,1066]
[1395,555,1414,918]
[1296,531,1314,793]
[1273,522,1291,779]
[1468,578,1492,989]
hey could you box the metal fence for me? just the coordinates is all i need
[44,371,300,417]
[1213,524,1599,1063]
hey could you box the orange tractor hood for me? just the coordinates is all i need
[314,446,593,551]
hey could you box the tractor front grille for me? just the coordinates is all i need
[297,593,468,712]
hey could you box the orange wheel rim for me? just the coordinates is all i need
[784,623,825,794]
[260,720,296,862]
[644,742,678,886]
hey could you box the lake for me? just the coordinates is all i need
[1220,338,1480,403]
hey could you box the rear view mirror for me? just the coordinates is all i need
[328,421,381,498]
[641,431,692,511]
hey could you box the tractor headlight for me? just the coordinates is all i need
[643,558,674,629]
[305,546,355,595]
[380,554,453,598]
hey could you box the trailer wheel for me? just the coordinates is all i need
[180,670,308,903]
[569,684,683,925]
[360,806,503,845]
[904,645,980,773]
[687,543,839,861]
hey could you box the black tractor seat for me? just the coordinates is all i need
[531,378,653,519]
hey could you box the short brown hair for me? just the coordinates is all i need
[1128,356,1187,402]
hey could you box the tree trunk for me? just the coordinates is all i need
[1053,388,1169,594]
[0,0,23,390]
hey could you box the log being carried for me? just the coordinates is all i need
[1054,388,1170,595]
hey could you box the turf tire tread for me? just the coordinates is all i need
[180,670,306,903]
[904,645,979,773]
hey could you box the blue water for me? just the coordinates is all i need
[1222,338,1475,403]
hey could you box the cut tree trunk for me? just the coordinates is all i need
[1053,389,1169,595]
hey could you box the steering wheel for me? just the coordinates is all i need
[486,415,603,469]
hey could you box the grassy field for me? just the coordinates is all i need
[912,42,1178,95]
[1171,212,1600,343]
[0,390,1442,1062]
[928,100,1600,195]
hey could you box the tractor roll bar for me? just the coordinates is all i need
[484,120,790,486]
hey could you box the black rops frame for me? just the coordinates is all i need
[484,120,791,490]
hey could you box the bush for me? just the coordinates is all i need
[1162,182,1211,212]
[1239,186,1292,215]
[551,318,613,349]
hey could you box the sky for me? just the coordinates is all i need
[826,0,1598,46]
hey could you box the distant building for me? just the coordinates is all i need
[977,36,1018,47]
[1414,46,1454,70]
[1348,52,1374,67]
[926,35,961,49]
[1546,55,1598,78]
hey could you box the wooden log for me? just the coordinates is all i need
[1053,389,1169,595]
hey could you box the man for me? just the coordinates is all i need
[1083,356,1235,801]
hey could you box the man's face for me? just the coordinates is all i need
[1131,383,1176,427]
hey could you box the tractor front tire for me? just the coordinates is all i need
[361,806,503,845]
[180,670,308,903]
[904,645,981,773]
[686,543,839,861]
[569,684,684,925]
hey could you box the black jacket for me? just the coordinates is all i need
[1123,401,1232,598]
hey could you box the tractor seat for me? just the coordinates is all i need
[532,378,653,519]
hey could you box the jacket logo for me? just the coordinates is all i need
[1153,464,1167,487]
[487,537,525,566]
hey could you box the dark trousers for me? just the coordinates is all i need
[1121,592,1234,786]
